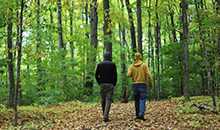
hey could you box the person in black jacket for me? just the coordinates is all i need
[95,52,117,122]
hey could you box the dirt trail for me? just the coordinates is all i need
[1,100,220,130]
[46,101,182,129]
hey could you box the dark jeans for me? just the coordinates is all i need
[133,83,147,117]
[100,83,114,119]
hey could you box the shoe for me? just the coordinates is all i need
[103,118,110,122]
[139,116,146,121]
[136,116,146,121]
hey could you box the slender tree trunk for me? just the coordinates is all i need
[125,0,137,54]
[7,8,15,108]
[147,0,152,67]
[85,0,89,38]
[180,0,190,100]
[84,0,98,91]
[14,0,24,125]
[136,0,142,54]
[148,0,156,97]
[57,0,67,92]
[57,0,64,49]
[155,0,161,100]
[49,7,54,51]
[216,0,220,98]
[169,4,177,43]
[103,0,112,55]
[69,1,75,70]
[85,0,90,90]
[90,0,98,50]
[36,0,42,91]
[120,0,128,103]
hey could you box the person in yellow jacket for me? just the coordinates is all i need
[127,52,152,121]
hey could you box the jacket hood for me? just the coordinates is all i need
[133,60,143,67]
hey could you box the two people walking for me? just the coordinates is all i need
[95,52,152,122]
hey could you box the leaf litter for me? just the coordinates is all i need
[0,98,219,130]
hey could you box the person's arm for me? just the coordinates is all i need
[113,64,117,86]
[144,64,153,87]
[127,65,132,77]
[95,64,101,85]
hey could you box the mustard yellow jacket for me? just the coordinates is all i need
[127,60,152,87]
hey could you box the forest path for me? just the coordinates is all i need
[48,100,179,130]
[40,99,219,130]
[1,98,220,130]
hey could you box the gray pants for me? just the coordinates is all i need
[100,83,114,119]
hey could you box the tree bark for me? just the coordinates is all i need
[125,0,137,54]
[169,4,177,43]
[120,0,128,103]
[136,0,142,55]
[14,0,24,125]
[103,0,112,55]
[57,0,64,49]
[7,8,15,108]
[49,7,54,51]
[147,0,152,67]
[180,0,190,100]
[155,0,161,100]
[85,0,98,90]
[36,0,42,91]
[69,1,74,69]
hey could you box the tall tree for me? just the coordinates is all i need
[136,0,142,54]
[103,0,112,55]
[57,0,64,49]
[125,0,137,54]
[7,8,15,108]
[168,1,177,43]
[216,0,220,56]
[147,0,156,97]
[119,0,128,103]
[36,0,42,91]
[180,0,190,100]
[14,0,24,125]
[147,0,152,66]
[155,0,161,100]
[69,0,74,69]
[85,0,98,90]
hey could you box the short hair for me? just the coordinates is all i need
[135,52,142,60]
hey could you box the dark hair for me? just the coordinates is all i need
[104,51,112,61]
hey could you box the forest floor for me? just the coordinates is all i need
[0,96,220,130]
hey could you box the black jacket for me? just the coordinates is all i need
[95,60,117,86]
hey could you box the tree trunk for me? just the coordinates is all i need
[120,0,128,103]
[85,0,89,38]
[147,0,156,97]
[14,0,24,125]
[7,8,15,108]
[180,0,190,100]
[57,0,64,49]
[136,0,142,55]
[57,0,67,92]
[49,7,54,51]
[84,0,98,91]
[147,0,152,67]
[69,1,75,70]
[169,4,177,43]
[36,0,42,91]
[125,0,137,54]
[155,0,161,100]
[103,0,112,55]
